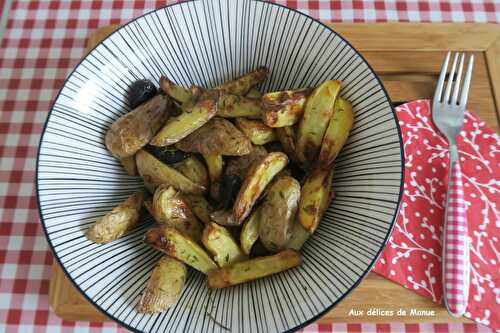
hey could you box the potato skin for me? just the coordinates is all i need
[137,256,187,313]
[216,67,268,95]
[105,95,170,159]
[261,89,311,127]
[202,222,247,267]
[295,80,341,164]
[275,126,300,163]
[176,118,252,156]
[225,145,267,179]
[144,226,217,274]
[233,152,288,223]
[259,176,301,252]
[150,90,219,146]
[207,250,301,288]
[86,191,144,244]
[298,167,334,233]
[136,150,206,194]
[285,220,311,251]
[318,97,354,167]
[246,88,262,99]
[235,118,277,145]
[120,155,137,176]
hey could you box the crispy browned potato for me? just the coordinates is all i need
[150,91,219,146]
[240,207,261,255]
[246,88,262,99]
[217,94,262,119]
[225,145,267,179]
[261,89,311,127]
[144,226,217,274]
[151,185,203,242]
[298,167,334,233]
[176,118,252,156]
[207,249,301,288]
[136,150,206,194]
[216,67,268,95]
[86,191,144,244]
[105,95,170,159]
[120,155,137,176]
[183,194,213,224]
[160,76,192,104]
[209,181,221,202]
[203,154,224,182]
[235,118,277,145]
[286,220,311,251]
[209,209,240,227]
[233,152,288,223]
[172,156,209,189]
[202,222,247,267]
[318,97,354,167]
[295,80,341,164]
[259,176,301,252]
[137,256,187,313]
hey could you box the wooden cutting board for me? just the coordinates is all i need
[48,23,500,324]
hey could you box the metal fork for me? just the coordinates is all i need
[432,51,474,317]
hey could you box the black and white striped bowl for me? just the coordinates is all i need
[36,1,404,332]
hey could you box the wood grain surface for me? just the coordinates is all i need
[49,22,500,325]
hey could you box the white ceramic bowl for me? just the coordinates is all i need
[36,1,404,332]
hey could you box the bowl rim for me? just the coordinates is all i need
[35,1,405,332]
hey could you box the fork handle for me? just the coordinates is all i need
[442,147,469,317]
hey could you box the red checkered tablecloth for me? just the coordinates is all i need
[0,1,499,333]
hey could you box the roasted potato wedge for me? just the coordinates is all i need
[152,185,203,242]
[150,91,219,146]
[259,176,301,252]
[246,88,262,99]
[137,256,187,313]
[203,154,224,182]
[261,89,311,127]
[298,167,334,233]
[207,249,301,288]
[176,118,252,156]
[318,97,354,167]
[296,80,341,164]
[183,194,213,224]
[120,155,137,176]
[235,118,277,145]
[160,76,192,104]
[217,94,262,119]
[86,191,144,244]
[209,209,240,227]
[240,207,261,255]
[105,95,170,158]
[144,226,217,274]
[275,126,300,163]
[286,220,311,251]
[225,145,267,179]
[136,150,206,194]
[172,156,209,189]
[202,222,247,267]
[216,67,268,95]
[233,152,288,223]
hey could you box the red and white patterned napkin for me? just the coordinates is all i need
[373,100,500,330]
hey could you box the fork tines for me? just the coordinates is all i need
[433,51,475,107]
